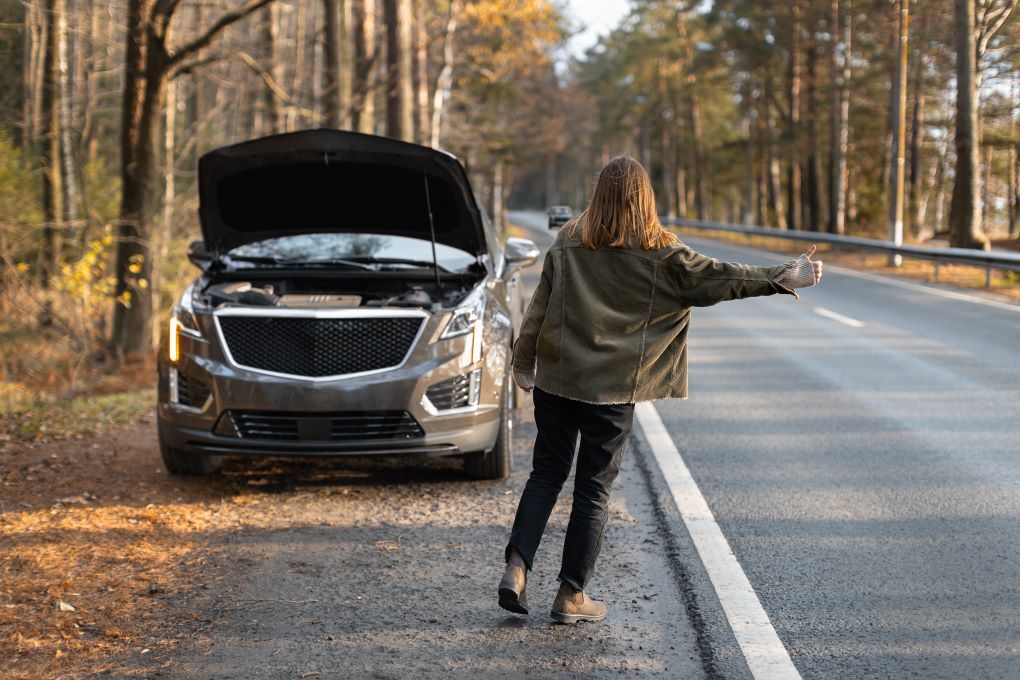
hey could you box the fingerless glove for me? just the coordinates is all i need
[774,254,817,290]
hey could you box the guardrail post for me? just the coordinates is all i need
[934,262,940,282]
[986,267,992,288]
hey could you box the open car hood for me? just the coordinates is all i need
[198,130,487,257]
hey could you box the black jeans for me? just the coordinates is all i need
[505,387,635,591]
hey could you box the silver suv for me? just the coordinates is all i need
[157,130,538,479]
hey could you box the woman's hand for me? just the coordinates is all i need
[802,245,824,285]
[775,245,823,292]
[512,366,535,393]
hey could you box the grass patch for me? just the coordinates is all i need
[1,388,154,441]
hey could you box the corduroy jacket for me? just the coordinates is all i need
[511,228,797,404]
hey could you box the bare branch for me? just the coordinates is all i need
[976,0,1018,60]
[169,53,228,79]
[235,51,293,105]
[167,0,276,66]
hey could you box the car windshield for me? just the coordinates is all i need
[228,233,477,271]
[550,207,571,216]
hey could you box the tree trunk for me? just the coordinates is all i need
[743,113,754,224]
[787,0,802,230]
[384,0,413,141]
[949,0,989,249]
[354,0,377,133]
[676,166,688,217]
[22,0,38,161]
[430,0,460,148]
[764,76,788,229]
[340,0,354,128]
[113,0,277,354]
[982,145,993,229]
[828,0,850,235]
[58,0,78,240]
[1009,71,1018,238]
[755,86,769,225]
[888,0,908,260]
[412,0,430,144]
[804,35,821,230]
[41,0,66,289]
[261,4,281,134]
[114,0,166,353]
[323,0,341,127]
[663,114,676,218]
[932,142,948,234]
[679,18,708,220]
[1010,142,1019,238]
[907,2,929,238]
[289,0,308,130]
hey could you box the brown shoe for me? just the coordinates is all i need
[498,552,528,615]
[550,582,606,624]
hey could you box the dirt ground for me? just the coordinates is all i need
[1,402,705,679]
[1,410,252,678]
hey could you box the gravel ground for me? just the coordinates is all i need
[142,397,704,679]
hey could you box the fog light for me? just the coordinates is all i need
[468,369,482,407]
[168,367,179,403]
[422,369,483,413]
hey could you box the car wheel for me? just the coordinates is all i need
[464,384,512,480]
[158,422,223,476]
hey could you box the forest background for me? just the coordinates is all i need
[0,0,1018,421]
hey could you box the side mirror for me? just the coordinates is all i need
[504,237,540,272]
[187,239,212,269]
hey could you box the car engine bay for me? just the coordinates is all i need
[200,275,479,312]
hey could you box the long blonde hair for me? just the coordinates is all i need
[568,156,677,250]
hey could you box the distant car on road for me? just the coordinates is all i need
[547,205,573,229]
[157,129,539,480]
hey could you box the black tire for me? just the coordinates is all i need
[158,422,223,476]
[465,385,512,480]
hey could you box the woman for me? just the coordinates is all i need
[498,156,822,624]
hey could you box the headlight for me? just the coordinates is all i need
[168,285,202,362]
[441,292,485,339]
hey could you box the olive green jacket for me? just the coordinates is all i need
[511,229,795,404]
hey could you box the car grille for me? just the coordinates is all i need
[227,410,424,442]
[217,315,424,378]
[426,374,472,410]
[177,371,211,408]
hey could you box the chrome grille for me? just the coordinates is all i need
[216,314,424,378]
[229,411,424,442]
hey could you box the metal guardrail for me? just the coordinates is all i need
[663,217,1020,286]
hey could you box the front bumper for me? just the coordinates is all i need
[157,306,510,459]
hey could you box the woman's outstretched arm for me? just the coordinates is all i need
[671,244,822,307]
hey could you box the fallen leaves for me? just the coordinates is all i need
[0,421,243,678]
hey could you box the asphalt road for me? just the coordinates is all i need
[511,210,1020,679]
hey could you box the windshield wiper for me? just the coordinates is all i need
[339,256,452,272]
[225,254,376,270]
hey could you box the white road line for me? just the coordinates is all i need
[636,403,801,680]
[823,262,1020,314]
[813,306,865,328]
